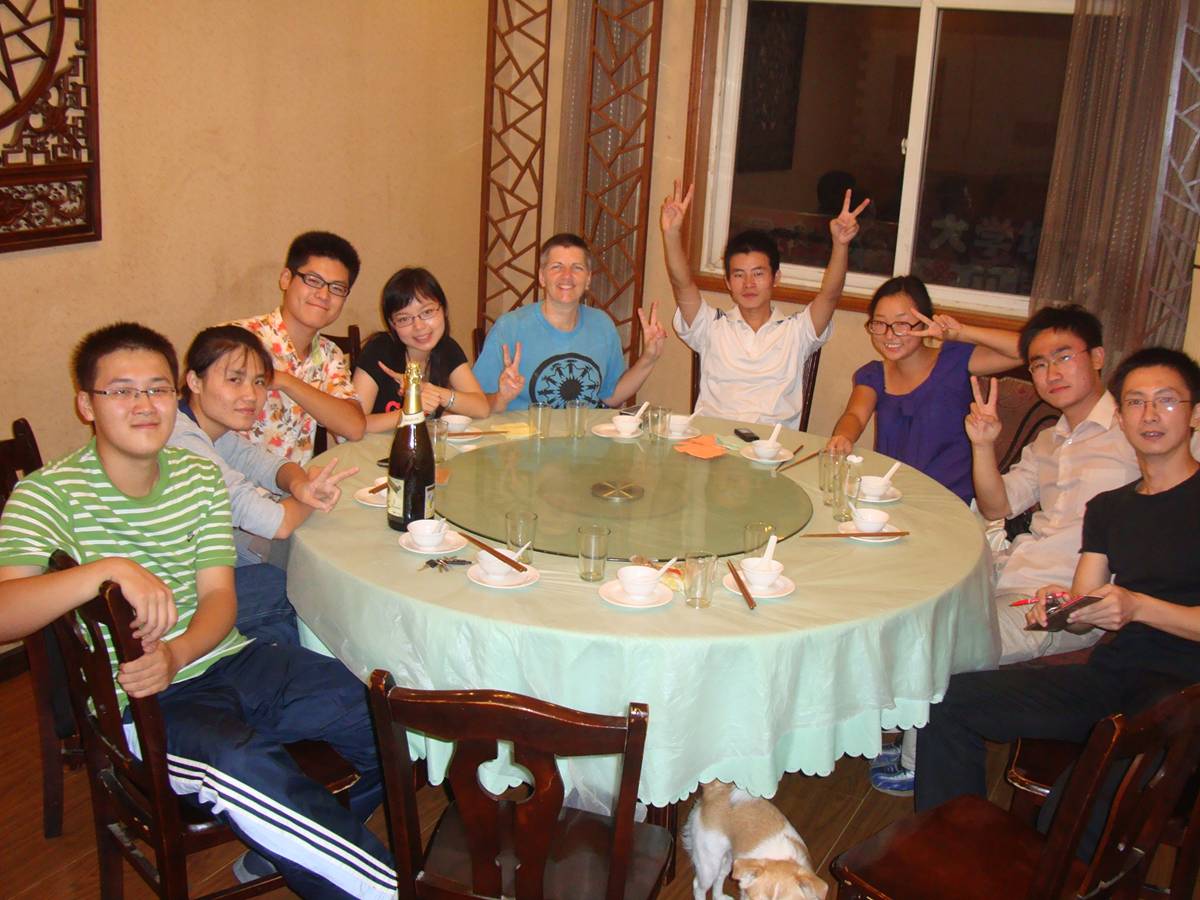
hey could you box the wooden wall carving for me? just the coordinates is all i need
[0,0,101,253]
[476,0,553,334]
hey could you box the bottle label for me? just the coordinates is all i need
[424,484,435,519]
[400,411,425,427]
[387,477,404,517]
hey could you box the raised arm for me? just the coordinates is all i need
[604,302,667,407]
[910,311,1022,375]
[809,191,869,335]
[272,457,358,539]
[828,384,878,453]
[488,342,526,413]
[659,181,704,327]
[272,369,366,441]
[965,376,1011,519]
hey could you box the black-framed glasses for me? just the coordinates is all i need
[865,319,926,336]
[390,307,443,329]
[289,268,350,298]
[90,387,177,403]
[1121,396,1192,415]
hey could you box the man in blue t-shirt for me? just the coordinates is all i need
[474,233,666,411]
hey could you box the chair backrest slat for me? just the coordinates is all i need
[0,417,43,507]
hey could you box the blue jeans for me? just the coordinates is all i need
[234,562,299,646]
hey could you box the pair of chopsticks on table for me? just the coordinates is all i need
[774,448,819,475]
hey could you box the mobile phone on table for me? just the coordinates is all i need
[733,428,759,443]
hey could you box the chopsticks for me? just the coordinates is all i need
[726,560,756,610]
[453,430,506,438]
[460,532,528,573]
[775,449,819,474]
[368,481,387,495]
[800,530,910,539]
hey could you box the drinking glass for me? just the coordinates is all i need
[818,448,845,506]
[577,525,610,582]
[646,405,668,440]
[833,470,861,523]
[505,510,538,563]
[528,402,551,438]
[743,521,775,559]
[683,551,717,609]
[431,418,449,464]
[565,400,589,438]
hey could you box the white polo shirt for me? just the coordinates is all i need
[673,302,831,428]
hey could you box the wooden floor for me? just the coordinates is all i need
[0,668,1022,898]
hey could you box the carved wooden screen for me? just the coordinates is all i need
[476,0,553,335]
[577,0,664,357]
[0,0,100,253]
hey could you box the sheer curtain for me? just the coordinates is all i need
[1031,0,1200,358]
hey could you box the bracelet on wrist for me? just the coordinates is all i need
[446,390,456,410]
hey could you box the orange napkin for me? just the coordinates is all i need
[673,433,727,459]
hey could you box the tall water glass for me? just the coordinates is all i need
[529,402,551,439]
[833,467,861,523]
[684,551,717,609]
[505,510,538,562]
[646,405,668,440]
[818,448,845,506]
[431,418,449,464]
[566,400,589,438]
[577,525,610,582]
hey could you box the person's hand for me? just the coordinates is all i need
[660,180,694,236]
[911,310,964,342]
[826,434,853,454]
[965,376,1002,446]
[118,639,179,699]
[378,361,407,391]
[1025,583,1071,629]
[638,302,667,362]
[829,189,871,245]
[294,458,359,511]
[1068,583,1139,632]
[108,558,178,643]
[497,343,525,404]
[420,382,445,415]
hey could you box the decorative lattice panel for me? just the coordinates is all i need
[578,0,663,357]
[0,0,100,253]
[477,0,553,335]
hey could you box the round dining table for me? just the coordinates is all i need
[288,411,997,809]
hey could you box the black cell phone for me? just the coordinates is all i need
[733,428,759,443]
[1025,594,1101,633]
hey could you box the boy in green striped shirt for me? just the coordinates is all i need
[0,323,396,899]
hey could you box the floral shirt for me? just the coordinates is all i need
[231,308,357,465]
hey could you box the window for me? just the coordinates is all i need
[700,0,1072,316]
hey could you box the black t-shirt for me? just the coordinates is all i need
[1084,467,1200,682]
[354,332,469,415]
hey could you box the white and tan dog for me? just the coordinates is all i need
[681,780,828,900]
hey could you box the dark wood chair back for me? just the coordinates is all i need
[314,324,363,456]
[0,417,42,506]
[472,326,486,361]
[369,670,668,900]
[689,346,822,432]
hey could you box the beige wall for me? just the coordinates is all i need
[3,1,487,460]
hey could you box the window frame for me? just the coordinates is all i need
[691,0,1074,320]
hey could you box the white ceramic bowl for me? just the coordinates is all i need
[860,475,891,499]
[751,439,783,460]
[476,549,521,579]
[667,414,691,435]
[851,508,890,533]
[616,564,659,600]
[741,557,784,591]
[407,519,445,549]
[442,414,472,433]
[611,414,640,436]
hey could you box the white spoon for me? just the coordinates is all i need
[881,461,902,485]
[511,540,532,560]
[632,401,650,422]
[654,556,679,579]
[768,423,783,444]
[762,534,778,562]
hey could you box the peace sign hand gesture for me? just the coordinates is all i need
[829,189,871,246]
[497,342,525,403]
[965,376,1002,446]
[637,301,667,362]
[911,310,964,342]
[660,180,694,236]
[294,458,360,511]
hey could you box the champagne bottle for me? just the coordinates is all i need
[386,361,435,531]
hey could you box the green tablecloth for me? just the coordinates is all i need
[289,415,997,807]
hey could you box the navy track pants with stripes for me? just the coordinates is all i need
[156,641,397,899]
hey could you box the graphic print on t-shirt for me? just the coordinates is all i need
[530,353,602,407]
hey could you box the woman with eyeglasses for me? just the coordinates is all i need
[352,267,489,432]
[826,275,1021,503]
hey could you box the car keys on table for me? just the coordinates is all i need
[418,557,471,573]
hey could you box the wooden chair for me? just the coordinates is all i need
[830,684,1200,899]
[689,346,822,432]
[49,550,360,898]
[368,669,673,899]
[314,324,362,456]
[0,417,82,838]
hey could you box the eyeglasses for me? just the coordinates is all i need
[390,307,442,329]
[289,268,350,298]
[1028,349,1081,376]
[1121,396,1192,414]
[865,319,926,336]
[90,387,178,403]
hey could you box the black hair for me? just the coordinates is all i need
[181,325,274,400]
[285,231,362,287]
[1109,346,1200,403]
[866,275,933,320]
[72,322,178,391]
[723,229,780,276]
[379,267,457,388]
[1018,304,1103,364]
[539,233,593,270]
